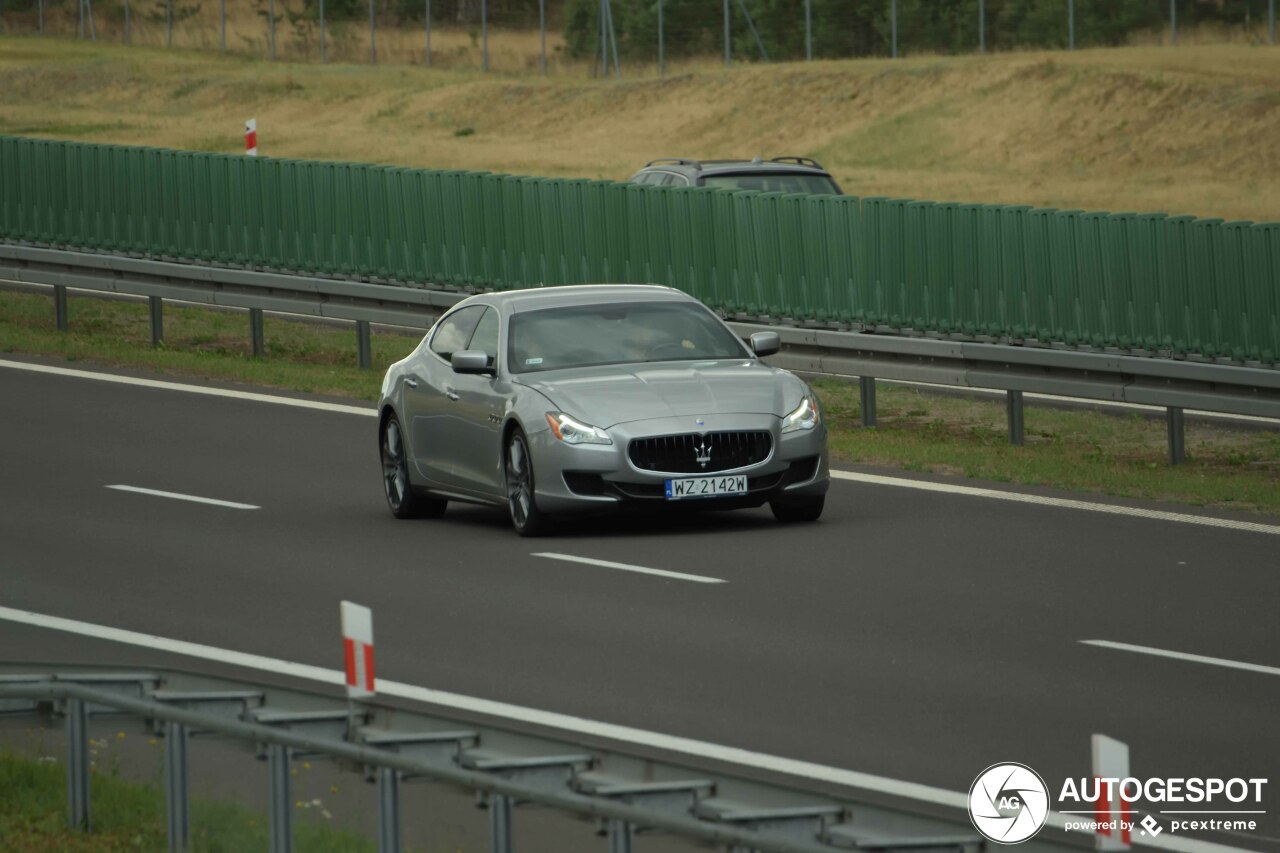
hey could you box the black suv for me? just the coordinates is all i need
[629,157,843,195]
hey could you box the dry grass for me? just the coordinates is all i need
[0,33,1278,220]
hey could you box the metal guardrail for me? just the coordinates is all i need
[2,242,1277,465]
[0,665,1001,853]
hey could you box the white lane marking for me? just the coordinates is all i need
[0,604,1236,852]
[532,552,725,584]
[0,358,375,417]
[831,471,1280,536]
[1082,639,1280,677]
[106,485,260,510]
[6,358,1277,537]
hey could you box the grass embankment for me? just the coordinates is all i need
[2,288,1277,516]
[0,39,1278,221]
[0,748,375,852]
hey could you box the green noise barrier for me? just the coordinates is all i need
[1,135,1276,365]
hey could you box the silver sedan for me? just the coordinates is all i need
[377,285,829,536]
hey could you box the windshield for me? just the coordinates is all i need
[507,300,750,374]
[701,172,841,195]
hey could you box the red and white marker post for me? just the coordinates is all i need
[245,119,258,157]
[341,601,375,699]
[1093,734,1131,850]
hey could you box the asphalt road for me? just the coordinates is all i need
[2,357,1277,849]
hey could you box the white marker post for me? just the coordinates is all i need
[341,601,375,699]
[1092,734,1131,850]
[245,119,258,157]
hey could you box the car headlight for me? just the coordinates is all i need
[781,395,820,434]
[545,412,612,446]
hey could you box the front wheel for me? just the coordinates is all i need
[505,430,550,537]
[770,494,824,523]
[381,414,446,519]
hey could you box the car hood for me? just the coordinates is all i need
[515,360,804,429]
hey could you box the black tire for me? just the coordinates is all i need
[505,429,550,537]
[380,414,446,519]
[770,494,825,523]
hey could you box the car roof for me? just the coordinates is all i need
[459,284,696,313]
[640,157,832,176]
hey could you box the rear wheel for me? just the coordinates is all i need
[505,429,550,537]
[381,414,446,519]
[770,494,824,523]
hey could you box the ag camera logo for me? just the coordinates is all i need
[969,763,1051,844]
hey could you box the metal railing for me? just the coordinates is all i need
[0,665,998,853]
[3,242,1278,465]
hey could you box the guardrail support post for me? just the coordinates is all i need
[607,819,633,853]
[268,744,293,853]
[250,308,265,358]
[165,721,190,852]
[66,697,91,831]
[1006,390,1025,445]
[54,285,69,331]
[860,376,877,427]
[377,767,401,853]
[489,793,512,853]
[357,320,372,370]
[1167,406,1185,465]
[149,296,164,347]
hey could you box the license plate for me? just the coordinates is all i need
[664,474,748,500]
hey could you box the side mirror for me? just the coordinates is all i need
[750,331,780,358]
[451,350,494,375]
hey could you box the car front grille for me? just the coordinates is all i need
[627,431,772,474]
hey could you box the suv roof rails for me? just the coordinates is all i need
[643,158,701,168]
[769,156,825,169]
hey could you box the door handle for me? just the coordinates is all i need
[404,378,419,389]
[446,390,460,402]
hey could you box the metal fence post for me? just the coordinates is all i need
[1170,0,1177,46]
[220,0,225,50]
[369,0,376,64]
[489,793,512,853]
[1167,406,1185,465]
[357,320,372,370]
[124,0,130,43]
[66,697,91,831]
[1006,390,1025,445]
[979,0,985,53]
[38,0,44,33]
[891,0,897,58]
[608,819,633,853]
[268,744,293,853]
[165,722,190,852]
[1068,0,1074,49]
[860,377,877,428]
[54,285,68,331]
[250,308,265,357]
[723,0,730,65]
[149,296,164,347]
[1270,0,1275,45]
[377,767,401,853]
[805,0,811,60]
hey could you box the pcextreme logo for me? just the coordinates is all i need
[968,763,1051,844]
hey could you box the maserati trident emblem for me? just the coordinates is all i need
[694,439,712,469]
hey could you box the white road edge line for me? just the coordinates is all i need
[1081,640,1280,677]
[830,471,1280,536]
[0,358,375,417]
[6,358,1278,537]
[0,605,1233,852]
[105,485,260,510]
[532,552,725,584]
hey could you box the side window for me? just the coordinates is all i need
[632,172,657,185]
[466,308,500,368]
[671,173,692,186]
[655,173,678,186]
[429,306,485,361]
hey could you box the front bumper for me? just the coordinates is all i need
[527,413,829,515]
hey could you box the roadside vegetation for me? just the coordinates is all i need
[0,39,1277,221]
[0,747,376,852]
[2,287,1276,516]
